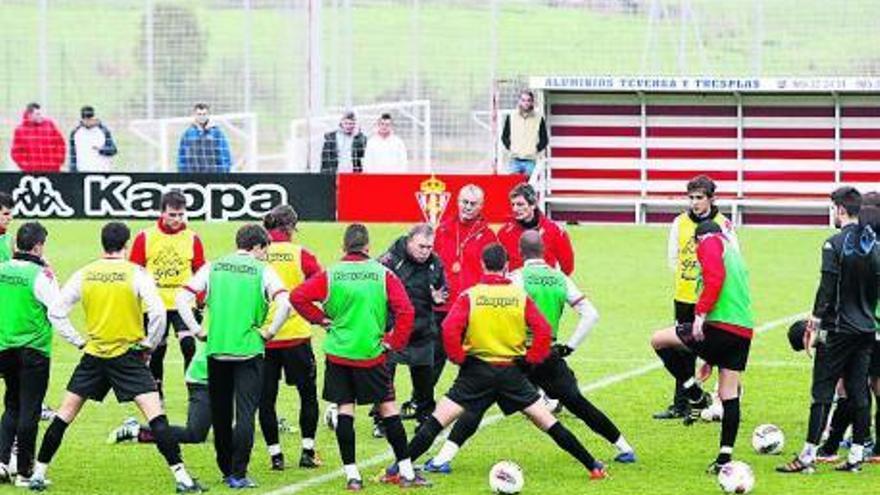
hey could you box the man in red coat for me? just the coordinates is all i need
[11,103,66,173]
[431,184,497,387]
[497,182,574,275]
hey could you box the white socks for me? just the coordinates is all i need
[433,441,460,464]
[31,462,47,481]
[343,464,361,481]
[849,444,864,465]
[614,436,634,454]
[267,444,282,457]
[799,443,817,464]
[302,438,315,451]
[398,459,415,480]
[171,464,193,486]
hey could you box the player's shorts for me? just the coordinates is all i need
[265,343,317,387]
[869,338,880,378]
[674,301,696,325]
[446,357,541,415]
[322,359,395,405]
[528,353,580,400]
[67,350,158,402]
[676,323,751,371]
[388,340,435,368]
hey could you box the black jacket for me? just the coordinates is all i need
[321,130,367,174]
[380,236,447,345]
[813,223,880,334]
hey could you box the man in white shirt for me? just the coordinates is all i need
[69,106,118,172]
[362,113,408,173]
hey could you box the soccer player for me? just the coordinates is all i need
[497,182,574,275]
[424,232,634,473]
[0,192,13,262]
[778,187,880,474]
[651,220,753,473]
[259,205,323,470]
[400,243,608,482]
[0,223,84,486]
[290,224,424,490]
[130,190,206,394]
[107,340,211,446]
[30,222,204,493]
[656,175,737,420]
[176,224,290,489]
[432,184,497,387]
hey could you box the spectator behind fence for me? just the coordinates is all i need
[321,111,367,174]
[177,103,232,173]
[69,106,118,172]
[501,89,548,177]
[362,113,408,174]
[11,103,66,173]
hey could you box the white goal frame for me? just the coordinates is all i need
[128,113,258,172]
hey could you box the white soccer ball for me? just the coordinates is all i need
[751,424,785,455]
[717,461,755,494]
[488,460,524,494]
[323,403,338,431]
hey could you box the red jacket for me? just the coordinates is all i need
[442,274,551,365]
[696,234,752,339]
[11,112,66,173]
[434,215,498,313]
[290,252,414,367]
[497,212,575,275]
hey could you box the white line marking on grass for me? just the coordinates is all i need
[262,312,805,495]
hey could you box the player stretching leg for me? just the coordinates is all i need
[651,221,754,473]
[30,222,203,492]
[399,243,607,482]
[425,232,634,473]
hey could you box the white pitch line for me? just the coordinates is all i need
[262,312,806,495]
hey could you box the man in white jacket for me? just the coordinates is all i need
[362,113,408,173]
[69,106,117,172]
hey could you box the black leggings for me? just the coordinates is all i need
[0,348,50,477]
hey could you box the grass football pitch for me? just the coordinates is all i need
[5,220,876,495]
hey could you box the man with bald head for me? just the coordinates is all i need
[423,231,635,473]
[432,185,497,386]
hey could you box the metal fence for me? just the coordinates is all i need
[1,0,879,173]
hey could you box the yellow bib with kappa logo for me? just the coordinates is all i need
[81,260,144,358]
[465,283,528,363]
[673,212,728,303]
[145,227,195,309]
[263,242,311,340]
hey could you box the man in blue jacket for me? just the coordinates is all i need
[177,103,232,173]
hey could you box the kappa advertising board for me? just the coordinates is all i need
[0,173,336,221]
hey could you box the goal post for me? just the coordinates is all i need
[290,99,431,173]
[128,112,258,172]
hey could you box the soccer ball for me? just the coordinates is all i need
[488,461,524,494]
[323,403,338,431]
[751,424,785,455]
[717,461,755,494]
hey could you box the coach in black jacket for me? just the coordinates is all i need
[378,224,447,427]
[320,111,367,174]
